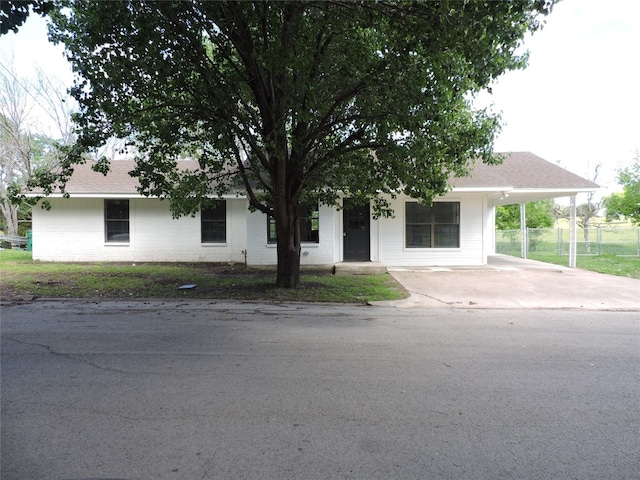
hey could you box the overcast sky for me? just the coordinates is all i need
[2,0,639,200]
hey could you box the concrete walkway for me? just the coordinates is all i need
[382,254,639,310]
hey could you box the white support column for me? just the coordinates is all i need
[520,202,527,259]
[569,195,577,268]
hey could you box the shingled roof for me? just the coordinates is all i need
[39,159,203,196]
[453,151,598,190]
[451,151,598,205]
[58,160,145,195]
[37,152,597,203]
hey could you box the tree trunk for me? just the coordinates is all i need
[273,177,302,288]
[0,200,19,235]
[276,239,301,288]
[275,203,302,288]
[583,227,591,254]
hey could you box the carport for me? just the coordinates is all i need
[453,152,600,268]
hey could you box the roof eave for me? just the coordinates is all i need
[489,187,600,206]
[451,187,513,193]
[507,187,599,196]
[26,192,249,199]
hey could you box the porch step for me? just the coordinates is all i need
[334,262,387,275]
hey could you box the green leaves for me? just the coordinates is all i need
[45,1,557,211]
[496,200,555,230]
[38,1,557,284]
[603,152,640,225]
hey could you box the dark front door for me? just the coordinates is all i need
[343,199,370,261]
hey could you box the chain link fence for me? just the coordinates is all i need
[496,228,640,257]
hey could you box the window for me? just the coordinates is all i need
[267,203,319,244]
[201,201,226,243]
[105,199,130,242]
[406,201,459,248]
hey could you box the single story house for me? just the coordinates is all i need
[29,152,598,267]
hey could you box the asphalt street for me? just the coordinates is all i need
[1,300,639,479]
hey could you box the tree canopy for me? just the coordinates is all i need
[0,1,53,35]
[1,60,74,236]
[495,200,555,230]
[604,152,640,225]
[33,0,556,286]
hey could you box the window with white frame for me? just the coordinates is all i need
[104,199,130,242]
[201,201,226,243]
[406,201,459,248]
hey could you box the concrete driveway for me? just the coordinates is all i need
[384,255,639,310]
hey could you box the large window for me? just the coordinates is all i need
[201,201,226,243]
[105,199,130,242]
[267,203,319,244]
[406,201,459,248]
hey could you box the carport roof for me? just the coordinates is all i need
[451,151,598,204]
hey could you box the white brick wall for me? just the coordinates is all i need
[32,193,491,266]
[32,197,247,263]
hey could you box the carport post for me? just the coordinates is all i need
[569,195,577,268]
[520,203,527,258]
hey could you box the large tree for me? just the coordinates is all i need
[33,0,556,287]
[0,1,54,35]
[603,152,640,225]
[1,59,75,236]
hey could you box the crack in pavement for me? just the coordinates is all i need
[2,335,296,377]
[15,400,221,423]
[405,289,460,305]
[2,336,137,375]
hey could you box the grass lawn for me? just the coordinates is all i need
[0,250,408,303]
[496,229,640,278]
[526,252,640,279]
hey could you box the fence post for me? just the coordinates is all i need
[569,196,577,268]
[596,228,602,255]
[557,228,562,255]
[520,203,527,259]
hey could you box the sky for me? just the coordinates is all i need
[1,0,639,201]
[474,0,640,199]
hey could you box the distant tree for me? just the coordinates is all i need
[0,117,60,236]
[0,59,74,235]
[496,200,554,230]
[603,151,640,225]
[32,0,557,287]
[553,164,602,253]
[575,165,602,253]
[496,200,554,252]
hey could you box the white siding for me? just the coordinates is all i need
[484,202,496,258]
[32,193,493,266]
[32,197,247,263]
[375,193,486,266]
[245,205,336,266]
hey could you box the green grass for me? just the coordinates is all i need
[496,228,640,256]
[526,252,640,279]
[495,250,639,279]
[0,250,407,303]
[496,227,640,278]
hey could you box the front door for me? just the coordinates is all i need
[343,199,370,261]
